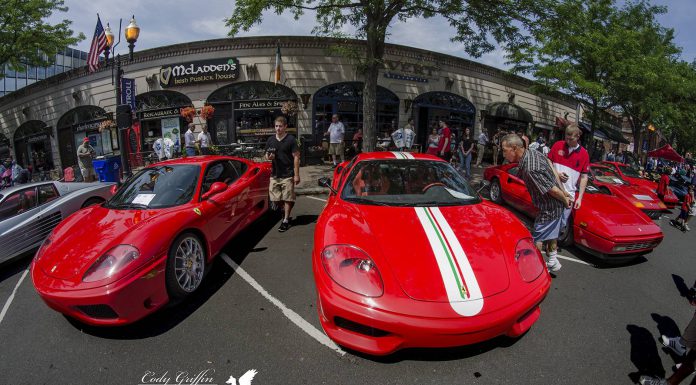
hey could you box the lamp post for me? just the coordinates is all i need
[106,16,140,179]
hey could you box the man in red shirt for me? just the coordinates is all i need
[547,124,590,270]
[436,120,452,161]
[671,184,694,232]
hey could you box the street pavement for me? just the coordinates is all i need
[0,164,693,385]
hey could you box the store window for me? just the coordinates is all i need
[13,120,55,172]
[135,91,192,157]
[56,106,111,168]
[207,81,298,144]
[412,92,476,148]
[312,82,399,146]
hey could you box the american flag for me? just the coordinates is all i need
[87,16,107,73]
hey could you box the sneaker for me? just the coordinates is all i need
[661,335,687,356]
[547,255,562,272]
[639,375,666,385]
[685,224,691,231]
[278,220,290,232]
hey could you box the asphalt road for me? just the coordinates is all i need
[0,195,694,385]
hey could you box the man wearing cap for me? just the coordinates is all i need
[77,137,97,182]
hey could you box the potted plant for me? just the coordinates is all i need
[281,100,299,117]
[180,106,197,123]
[199,105,215,120]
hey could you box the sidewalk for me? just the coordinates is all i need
[295,161,487,195]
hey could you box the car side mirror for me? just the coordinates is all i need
[202,182,227,200]
[318,177,337,194]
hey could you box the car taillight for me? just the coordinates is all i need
[321,245,384,297]
[515,238,544,282]
[82,245,140,283]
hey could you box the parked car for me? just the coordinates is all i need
[31,156,271,326]
[599,161,679,209]
[484,163,663,263]
[0,181,115,265]
[589,164,667,219]
[314,152,550,355]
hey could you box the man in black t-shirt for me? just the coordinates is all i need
[265,116,301,232]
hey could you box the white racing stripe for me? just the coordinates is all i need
[414,207,484,316]
[0,269,29,326]
[220,253,345,356]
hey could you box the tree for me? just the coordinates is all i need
[226,0,551,151]
[506,0,675,157]
[0,0,84,78]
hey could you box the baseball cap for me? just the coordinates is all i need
[83,137,90,142]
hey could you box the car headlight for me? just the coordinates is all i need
[321,245,384,297]
[82,245,140,283]
[514,238,545,282]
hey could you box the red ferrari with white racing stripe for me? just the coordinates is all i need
[483,163,663,263]
[314,152,550,355]
[31,156,271,326]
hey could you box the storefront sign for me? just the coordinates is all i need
[74,118,109,133]
[139,108,181,120]
[160,58,240,88]
[384,72,428,83]
[238,127,297,136]
[27,134,49,144]
[382,59,440,77]
[234,100,284,110]
[120,77,137,111]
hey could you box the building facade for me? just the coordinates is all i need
[0,36,578,174]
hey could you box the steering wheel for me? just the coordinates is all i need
[422,182,446,192]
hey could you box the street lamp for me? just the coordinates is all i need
[107,15,140,179]
[104,23,114,62]
[125,16,140,61]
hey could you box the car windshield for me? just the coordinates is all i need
[341,160,480,206]
[618,165,642,178]
[592,167,626,185]
[105,165,200,209]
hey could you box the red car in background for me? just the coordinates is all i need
[484,163,663,264]
[314,152,550,355]
[600,161,679,209]
[589,164,667,219]
[32,156,271,326]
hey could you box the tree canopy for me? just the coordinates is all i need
[0,0,84,78]
[226,0,552,151]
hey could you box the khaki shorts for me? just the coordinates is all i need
[328,142,344,156]
[269,177,296,202]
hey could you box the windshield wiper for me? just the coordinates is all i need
[348,198,392,206]
[109,202,149,210]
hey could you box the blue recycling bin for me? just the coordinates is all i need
[93,155,122,182]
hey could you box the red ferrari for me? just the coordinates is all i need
[314,152,550,355]
[599,161,679,209]
[31,156,271,325]
[483,163,663,263]
[589,163,667,219]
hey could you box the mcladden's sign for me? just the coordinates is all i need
[159,58,240,88]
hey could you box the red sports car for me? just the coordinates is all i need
[314,152,550,355]
[599,161,679,209]
[31,156,271,325]
[483,163,663,263]
[589,163,667,219]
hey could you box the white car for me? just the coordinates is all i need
[0,181,115,264]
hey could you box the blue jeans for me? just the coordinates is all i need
[185,147,196,156]
[458,151,472,178]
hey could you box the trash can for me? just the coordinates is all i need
[93,155,122,182]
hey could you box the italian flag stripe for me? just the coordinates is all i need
[422,207,467,300]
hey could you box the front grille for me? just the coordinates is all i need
[334,317,390,337]
[615,241,660,252]
[75,305,118,319]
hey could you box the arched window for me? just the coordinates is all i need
[207,81,298,144]
[56,106,108,168]
[412,92,476,148]
[312,82,399,146]
[13,120,53,171]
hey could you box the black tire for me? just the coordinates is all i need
[489,178,503,204]
[558,214,574,247]
[81,197,104,208]
[165,232,206,303]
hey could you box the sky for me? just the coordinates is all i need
[48,0,696,71]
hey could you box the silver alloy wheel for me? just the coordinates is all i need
[174,236,205,293]
[490,181,500,201]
